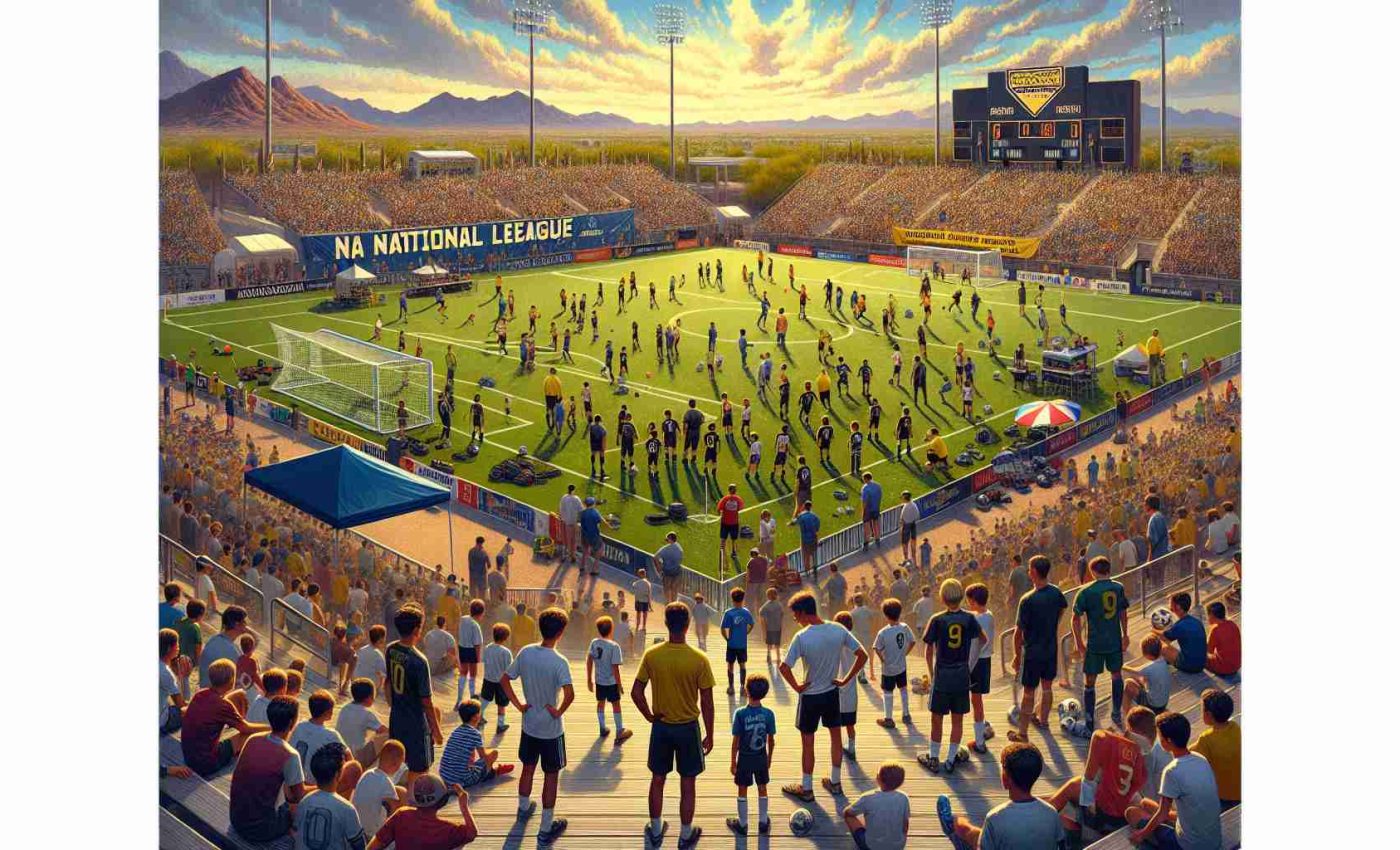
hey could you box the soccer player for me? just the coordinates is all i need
[1073,556,1130,732]
[661,409,679,461]
[588,415,608,480]
[682,399,704,464]
[746,433,763,477]
[964,583,996,752]
[812,416,834,464]
[1043,715,1147,840]
[772,425,791,484]
[849,422,864,477]
[868,398,883,442]
[587,616,634,743]
[456,599,486,706]
[385,604,442,787]
[859,359,873,399]
[873,599,917,728]
[895,407,914,459]
[794,456,814,518]
[720,588,756,694]
[728,673,776,836]
[836,357,851,397]
[619,413,638,476]
[1009,555,1069,743]
[970,290,981,323]
[778,591,868,801]
[1018,279,1027,316]
[645,424,662,477]
[435,286,447,321]
[501,607,574,845]
[469,394,485,442]
[798,381,816,426]
[703,424,721,478]
[833,611,861,757]
[740,398,754,443]
[717,483,744,560]
[919,579,985,774]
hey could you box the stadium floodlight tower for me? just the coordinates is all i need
[653,4,687,181]
[1142,0,1183,173]
[513,0,554,168]
[920,0,954,167]
[263,0,272,173]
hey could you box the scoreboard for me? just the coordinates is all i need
[952,66,1140,168]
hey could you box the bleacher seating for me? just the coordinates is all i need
[928,168,1094,235]
[755,163,888,236]
[1041,172,1202,267]
[161,171,226,266]
[828,166,981,242]
[1159,175,1242,279]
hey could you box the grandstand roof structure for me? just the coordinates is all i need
[243,444,450,528]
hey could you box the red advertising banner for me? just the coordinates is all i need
[549,514,564,543]
[1126,392,1154,416]
[456,479,478,507]
[573,247,613,263]
[867,253,905,267]
[674,238,699,249]
[398,457,416,473]
[776,243,813,257]
[971,466,1000,491]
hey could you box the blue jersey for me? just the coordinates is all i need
[731,705,776,760]
[721,607,755,648]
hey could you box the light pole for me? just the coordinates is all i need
[654,4,687,181]
[921,0,954,167]
[263,0,272,173]
[1142,0,1182,173]
[513,0,554,168]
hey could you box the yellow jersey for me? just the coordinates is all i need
[636,640,715,725]
[1192,721,1241,801]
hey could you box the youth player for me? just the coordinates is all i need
[728,673,776,836]
[872,599,917,728]
[771,425,791,485]
[720,589,756,695]
[833,611,861,758]
[919,579,984,774]
[586,616,634,743]
[501,607,574,845]
[1043,709,1148,840]
[645,424,662,478]
[1009,555,1068,743]
[1072,556,1130,732]
[588,415,608,481]
[662,410,679,462]
[816,416,835,464]
[964,583,996,753]
[456,599,486,706]
[703,424,721,478]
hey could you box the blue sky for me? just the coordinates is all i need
[161,1,1240,121]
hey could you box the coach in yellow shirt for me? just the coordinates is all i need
[925,428,949,470]
[542,367,564,431]
[1145,329,1165,386]
[632,602,716,844]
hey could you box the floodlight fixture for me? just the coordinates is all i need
[513,0,555,167]
[920,0,955,166]
[1142,0,1184,172]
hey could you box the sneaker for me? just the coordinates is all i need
[917,753,940,773]
[758,818,771,835]
[600,728,610,738]
[725,817,747,836]
[967,740,989,755]
[678,827,703,850]
[644,821,669,847]
[942,758,958,774]
[616,728,634,744]
[782,783,815,802]
[537,818,568,844]
[822,778,844,797]
[937,796,973,850]
[876,718,895,729]
[858,674,869,685]
[493,763,517,778]
[1007,729,1029,743]
[726,685,735,695]
[901,713,913,724]
[517,801,537,821]
[497,723,511,734]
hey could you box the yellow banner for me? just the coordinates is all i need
[892,227,1042,259]
[308,417,365,451]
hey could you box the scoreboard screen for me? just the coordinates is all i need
[989,120,1082,163]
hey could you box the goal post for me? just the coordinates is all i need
[906,246,1005,287]
[269,325,434,434]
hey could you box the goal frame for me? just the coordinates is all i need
[905,245,1006,287]
[269,324,434,434]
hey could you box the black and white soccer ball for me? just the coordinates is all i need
[1150,607,1176,630]
[789,808,814,836]
[1057,698,1083,722]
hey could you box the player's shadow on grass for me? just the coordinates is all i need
[743,472,772,501]
[648,475,667,506]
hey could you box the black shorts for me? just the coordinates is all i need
[796,689,842,734]
[519,733,568,773]
[735,754,769,788]
[684,432,700,451]
[901,523,917,544]
[595,683,621,703]
[720,523,740,541]
[664,434,677,448]
[480,680,510,707]
[648,720,705,778]
[458,646,480,665]
[841,710,857,727]
[1082,808,1130,835]
[635,601,651,613]
[775,452,787,466]
[930,689,971,716]
[970,657,992,695]
[880,671,908,692]
[766,630,782,647]
[396,724,434,773]
[1021,654,1058,688]
[196,738,237,778]
[864,507,880,522]
[726,646,748,664]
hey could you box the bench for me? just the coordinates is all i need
[1086,805,1242,849]
[159,735,293,850]
[161,809,219,850]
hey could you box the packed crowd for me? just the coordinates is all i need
[372,175,504,229]
[829,167,981,243]
[928,170,1093,236]
[1158,175,1242,280]
[160,170,226,266]
[228,171,388,234]
[755,163,887,236]
[1040,172,1202,267]
[601,164,714,232]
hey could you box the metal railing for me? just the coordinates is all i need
[160,533,266,629]
[269,597,334,681]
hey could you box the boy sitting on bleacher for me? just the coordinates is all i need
[229,696,304,842]
[936,742,1069,850]
[1041,707,1151,841]
[296,743,368,850]
[351,740,407,837]
[1126,713,1222,850]
[289,690,363,796]
[181,658,265,777]
[336,678,390,767]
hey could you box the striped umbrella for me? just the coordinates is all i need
[1014,399,1082,428]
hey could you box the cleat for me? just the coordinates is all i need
[876,718,895,728]
[600,728,610,738]
[937,796,973,850]
[678,827,702,850]
[967,740,988,755]
[943,759,958,773]
[616,729,634,744]
[726,818,747,835]
[984,723,996,740]
[759,818,771,834]
[517,801,537,821]
[782,783,815,802]
[822,778,844,797]
[902,714,913,724]
[644,821,669,847]
[917,753,940,773]
[537,818,568,844]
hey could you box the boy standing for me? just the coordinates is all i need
[632,568,653,633]
[726,674,777,836]
[502,607,574,844]
[873,600,917,728]
[456,599,486,706]
[919,579,985,774]
[759,588,785,664]
[964,584,997,753]
[1072,556,1130,732]
[480,624,515,733]
[587,616,634,743]
[720,588,756,695]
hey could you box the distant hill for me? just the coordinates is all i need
[159,50,209,99]
[159,67,373,131]
[299,86,639,130]
[1140,103,1240,131]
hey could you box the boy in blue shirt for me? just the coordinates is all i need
[1157,592,1207,674]
[727,674,776,836]
[721,588,756,696]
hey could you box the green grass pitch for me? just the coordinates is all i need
[161,247,1241,576]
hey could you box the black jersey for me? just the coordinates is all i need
[795,465,813,491]
[662,417,679,444]
[859,363,873,381]
[850,432,864,452]
[588,422,607,448]
[620,421,637,445]
[703,432,720,455]
[897,415,912,438]
[923,610,984,693]
[1017,585,1068,661]
[471,402,484,424]
[836,363,851,382]
[799,391,816,412]
[869,403,883,426]
[683,408,704,435]
[817,425,834,447]
[645,436,661,459]
[385,641,431,738]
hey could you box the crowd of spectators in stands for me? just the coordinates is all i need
[372,175,504,229]
[927,169,1092,236]
[755,163,886,237]
[1040,172,1202,267]
[828,166,980,242]
[160,170,226,266]
[228,171,389,234]
[1159,175,1242,279]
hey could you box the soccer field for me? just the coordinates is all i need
[160,247,1241,575]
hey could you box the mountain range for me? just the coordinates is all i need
[158,52,1240,133]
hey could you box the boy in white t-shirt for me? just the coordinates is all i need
[586,616,634,743]
[351,739,407,837]
[631,569,653,633]
[456,599,486,706]
[844,761,911,850]
[872,599,917,728]
[615,610,633,656]
[355,625,388,705]
[964,583,997,753]
[289,690,362,795]
[335,677,389,766]
[479,623,516,733]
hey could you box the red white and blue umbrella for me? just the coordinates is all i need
[1014,399,1082,428]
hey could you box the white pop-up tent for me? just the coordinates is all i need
[334,264,378,301]
[412,263,449,276]
[1113,343,1150,380]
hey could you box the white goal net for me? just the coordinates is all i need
[906,246,1005,287]
[269,325,434,434]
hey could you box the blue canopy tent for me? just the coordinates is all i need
[243,444,456,571]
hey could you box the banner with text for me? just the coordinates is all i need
[301,210,635,274]
[892,227,1041,259]
[815,249,864,262]
[776,243,813,257]
[227,281,309,301]
[733,240,770,253]
[867,253,906,268]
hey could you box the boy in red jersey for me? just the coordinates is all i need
[1042,705,1150,839]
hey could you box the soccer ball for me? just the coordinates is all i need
[956,744,971,763]
[977,339,987,349]
[992,371,1002,381]
[695,362,705,372]
[635,391,641,398]
[1150,607,1176,630]
[789,808,814,836]
[904,308,914,319]
[983,403,993,415]
[1057,698,1083,722]
[645,371,654,379]
[993,337,1002,346]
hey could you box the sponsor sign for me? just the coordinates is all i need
[410,460,456,489]
[361,442,387,460]
[815,250,863,262]
[776,243,813,257]
[1017,270,1065,287]
[497,252,574,272]
[456,479,478,507]
[1005,66,1066,116]
[892,227,1041,259]
[478,489,538,534]
[1045,429,1079,455]
[734,240,770,252]
[615,242,674,258]
[1076,412,1116,441]
[301,210,635,274]
[573,246,613,263]
[867,253,906,268]
[228,281,308,300]
[1126,392,1154,416]
[971,466,1000,491]
[1136,282,1199,301]
[674,238,699,249]
[163,290,226,310]
[1093,278,1130,294]
[307,417,364,451]
[916,477,974,519]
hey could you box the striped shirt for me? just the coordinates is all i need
[439,723,485,787]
